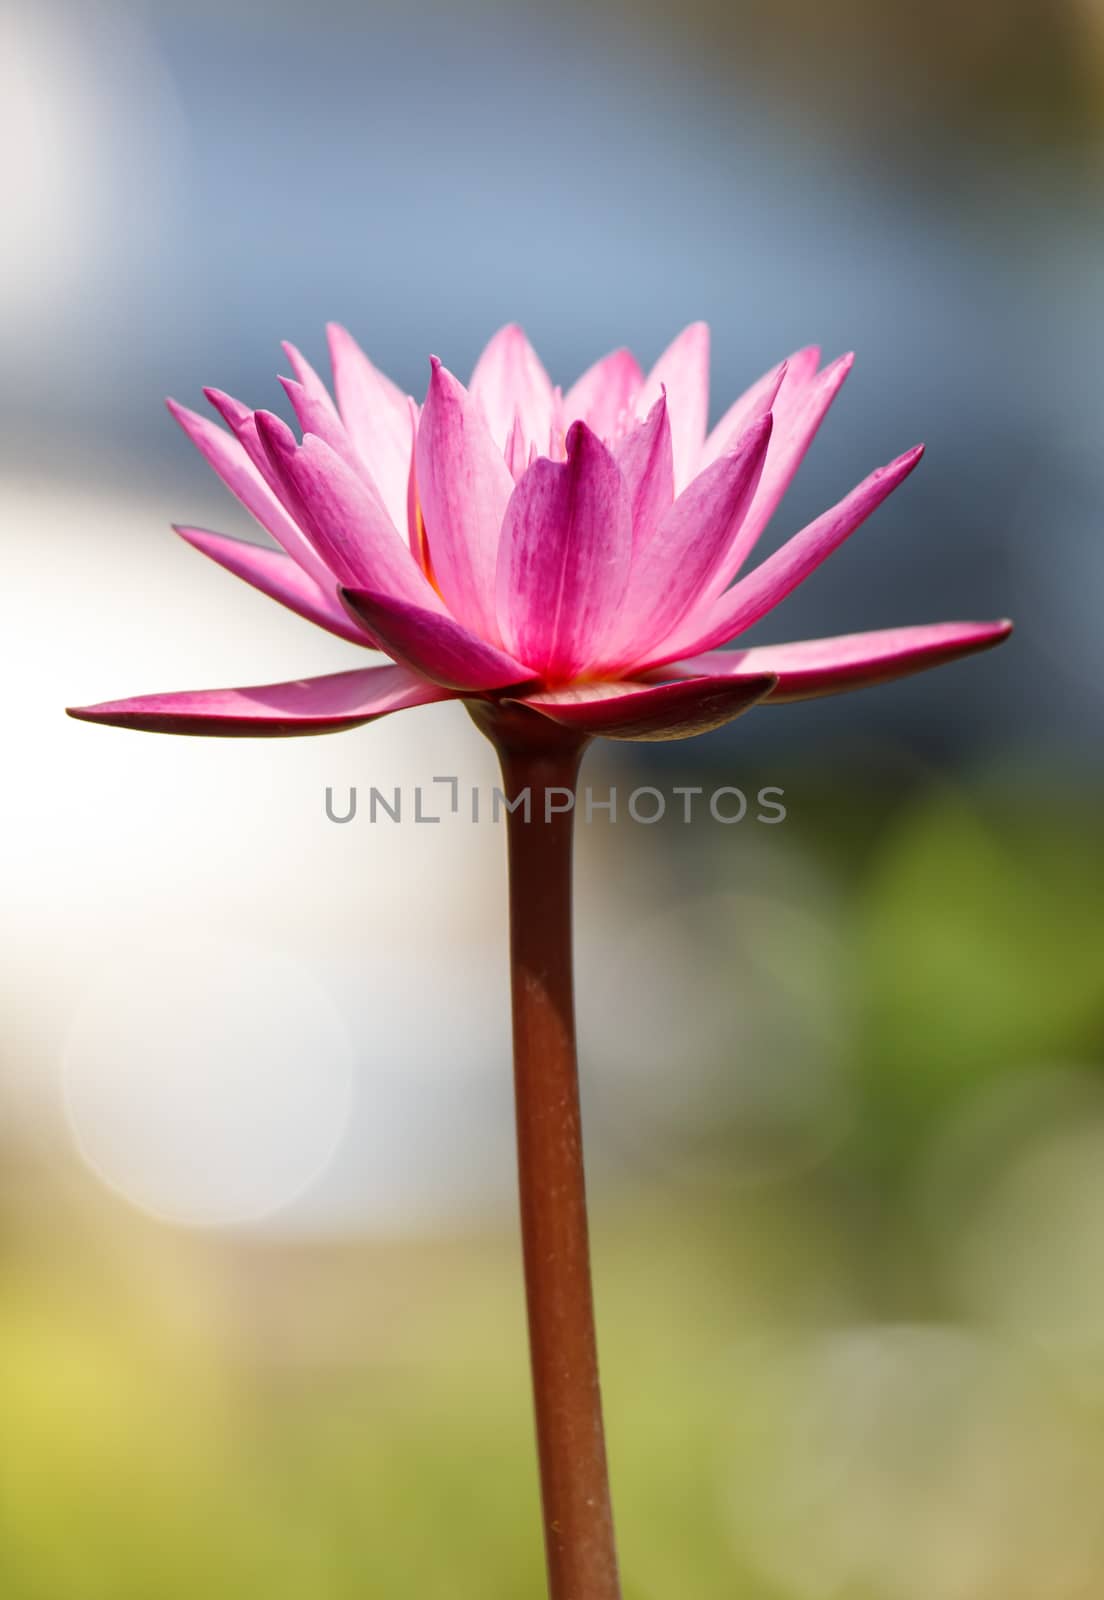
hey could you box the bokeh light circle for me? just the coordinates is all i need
[62,937,356,1228]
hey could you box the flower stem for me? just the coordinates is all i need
[472,703,621,1600]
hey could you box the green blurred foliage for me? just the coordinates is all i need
[854,782,1104,1168]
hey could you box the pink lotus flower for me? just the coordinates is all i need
[65,320,1014,1600]
[68,323,1010,741]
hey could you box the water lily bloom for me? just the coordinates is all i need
[66,321,1013,1600]
[67,323,1011,742]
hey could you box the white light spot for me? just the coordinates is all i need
[62,937,355,1228]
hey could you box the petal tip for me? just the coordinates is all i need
[66,700,129,727]
[325,321,356,369]
[562,417,612,468]
[165,396,198,429]
[821,351,856,389]
[337,585,375,628]
[425,356,468,408]
[202,387,250,429]
[880,443,925,482]
[254,408,295,456]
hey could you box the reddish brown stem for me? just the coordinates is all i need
[471,701,621,1600]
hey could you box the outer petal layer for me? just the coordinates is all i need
[642,444,924,669]
[67,664,450,737]
[175,526,376,647]
[166,398,331,589]
[340,589,534,691]
[673,619,1013,702]
[509,672,777,741]
[496,421,632,681]
[257,414,441,606]
[704,352,854,594]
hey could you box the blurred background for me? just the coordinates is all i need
[2,0,1103,1595]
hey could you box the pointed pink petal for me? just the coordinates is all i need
[496,421,632,680]
[415,359,515,642]
[282,373,406,541]
[256,412,443,607]
[600,414,773,670]
[174,525,376,647]
[280,374,337,441]
[326,323,414,535]
[699,346,819,472]
[469,323,554,452]
[340,589,535,691]
[281,341,339,415]
[510,672,776,741]
[640,444,924,669]
[614,393,674,554]
[67,664,450,737]
[673,619,1013,702]
[167,397,331,589]
[636,323,710,491]
[704,352,854,593]
[203,388,361,593]
[278,376,371,486]
[562,348,644,441]
[202,387,296,505]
